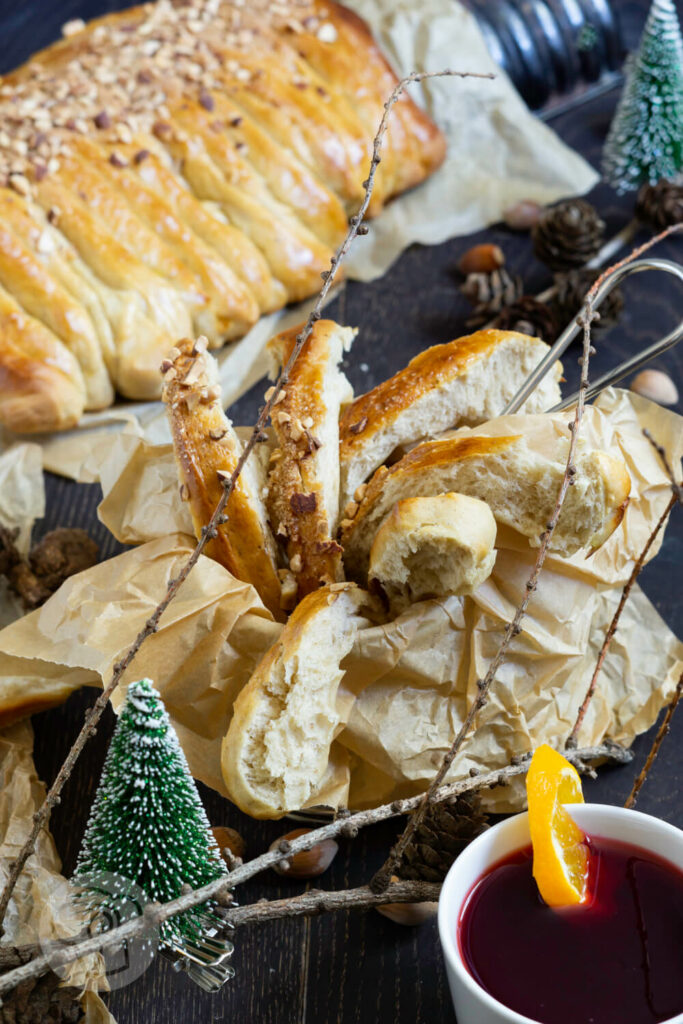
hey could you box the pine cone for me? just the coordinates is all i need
[552,269,624,333]
[460,268,523,327]
[397,793,489,884]
[532,199,605,271]
[493,296,558,341]
[635,179,683,231]
[0,974,84,1024]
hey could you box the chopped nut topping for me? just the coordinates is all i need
[302,415,314,428]
[343,501,358,519]
[353,483,367,503]
[193,335,209,354]
[179,483,190,501]
[289,553,303,573]
[62,18,86,37]
[109,151,128,168]
[209,427,228,440]
[290,491,317,514]
[276,410,291,425]
[348,417,368,435]
[329,582,347,592]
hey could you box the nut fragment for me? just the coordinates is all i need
[269,828,338,878]
[211,826,246,862]
[630,369,678,407]
[503,199,542,231]
[289,553,303,573]
[457,243,505,276]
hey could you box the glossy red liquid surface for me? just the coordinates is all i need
[458,835,683,1024]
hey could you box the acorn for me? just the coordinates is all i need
[212,826,246,862]
[630,370,678,407]
[457,243,505,276]
[269,828,338,878]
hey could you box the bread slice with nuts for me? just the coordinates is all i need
[338,329,563,510]
[266,320,355,602]
[221,582,377,818]
[342,435,631,579]
[368,493,497,611]
[162,338,282,620]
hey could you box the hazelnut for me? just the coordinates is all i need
[630,369,678,407]
[211,826,246,862]
[503,199,542,231]
[376,901,439,926]
[457,243,505,275]
[269,828,338,878]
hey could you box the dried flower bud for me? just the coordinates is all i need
[269,829,338,878]
[457,243,505,276]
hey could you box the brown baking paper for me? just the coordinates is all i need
[0,0,597,482]
[0,721,114,1021]
[0,389,679,815]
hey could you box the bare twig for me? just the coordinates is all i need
[643,428,683,505]
[0,66,494,933]
[0,743,628,997]
[567,492,678,747]
[371,224,683,892]
[625,672,683,809]
[224,881,441,928]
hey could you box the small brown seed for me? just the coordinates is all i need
[212,826,246,862]
[503,199,542,231]
[630,369,678,407]
[457,243,505,276]
[269,828,338,878]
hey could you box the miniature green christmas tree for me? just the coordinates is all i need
[602,0,683,192]
[74,679,227,951]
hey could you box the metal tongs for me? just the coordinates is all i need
[502,257,683,415]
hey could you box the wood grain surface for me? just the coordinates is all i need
[2,1,682,1021]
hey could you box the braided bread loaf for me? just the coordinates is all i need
[0,0,445,433]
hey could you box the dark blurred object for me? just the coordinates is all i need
[532,198,605,270]
[493,295,559,340]
[0,526,99,609]
[635,179,683,230]
[467,0,624,110]
[552,268,624,332]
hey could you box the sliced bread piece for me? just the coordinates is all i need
[342,435,630,579]
[266,319,355,601]
[162,338,282,619]
[338,329,563,509]
[221,582,375,818]
[368,493,497,611]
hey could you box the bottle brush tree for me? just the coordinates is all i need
[74,678,227,951]
[602,0,683,192]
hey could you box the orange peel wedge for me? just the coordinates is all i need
[526,744,590,908]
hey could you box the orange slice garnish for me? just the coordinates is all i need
[526,744,590,908]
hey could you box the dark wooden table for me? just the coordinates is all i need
[3,2,682,1021]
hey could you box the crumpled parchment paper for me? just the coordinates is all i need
[1,0,597,480]
[0,721,114,1021]
[0,390,679,814]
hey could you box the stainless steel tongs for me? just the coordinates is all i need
[502,257,683,415]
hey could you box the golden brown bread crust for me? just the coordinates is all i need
[338,329,563,508]
[266,320,354,600]
[162,338,283,621]
[0,0,445,433]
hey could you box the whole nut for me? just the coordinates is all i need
[269,828,338,878]
[376,901,439,926]
[630,369,678,407]
[211,826,246,862]
[503,199,542,231]
[457,243,505,276]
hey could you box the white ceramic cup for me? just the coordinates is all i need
[438,803,683,1024]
